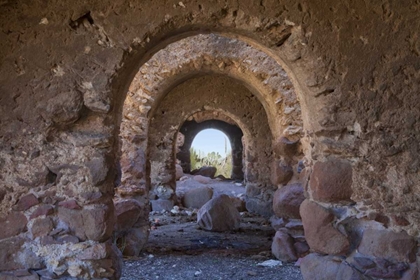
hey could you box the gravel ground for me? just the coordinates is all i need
[121,177,303,280]
[122,253,303,280]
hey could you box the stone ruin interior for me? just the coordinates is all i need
[0,1,419,279]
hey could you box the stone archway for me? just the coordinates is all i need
[177,118,244,180]
[116,34,304,243]
[2,2,419,279]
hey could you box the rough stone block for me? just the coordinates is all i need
[0,212,27,240]
[29,205,54,219]
[182,187,213,209]
[300,253,341,280]
[30,217,53,238]
[0,237,25,271]
[58,202,114,242]
[193,175,211,184]
[358,228,417,263]
[270,161,293,185]
[86,155,109,186]
[13,194,39,211]
[273,183,305,219]
[271,230,297,262]
[150,199,174,212]
[245,197,273,218]
[82,203,115,242]
[197,194,240,232]
[300,199,349,255]
[114,199,144,231]
[191,166,217,178]
[121,226,149,256]
[39,90,83,124]
[309,159,353,203]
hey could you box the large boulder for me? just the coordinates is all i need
[309,159,353,203]
[197,194,240,232]
[273,183,305,219]
[121,226,149,256]
[245,197,274,218]
[150,199,174,212]
[114,199,144,231]
[191,166,217,178]
[300,253,368,280]
[271,230,297,262]
[300,199,349,255]
[358,228,416,263]
[182,187,213,209]
[193,175,211,184]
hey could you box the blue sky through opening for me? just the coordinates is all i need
[191,129,231,157]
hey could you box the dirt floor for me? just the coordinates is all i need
[121,176,303,280]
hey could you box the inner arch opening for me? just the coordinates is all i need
[190,129,232,178]
[178,122,243,180]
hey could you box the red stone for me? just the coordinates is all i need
[13,194,39,211]
[300,253,341,280]
[309,159,353,203]
[120,148,146,181]
[271,230,297,262]
[273,183,305,219]
[82,203,115,241]
[120,227,149,256]
[114,199,144,231]
[294,241,310,257]
[358,228,416,263]
[29,204,54,219]
[0,212,27,240]
[86,156,109,186]
[58,202,114,242]
[270,161,293,185]
[197,194,241,232]
[30,217,53,238]
[0,237,26,271]
[58,199,81,210]
[300,199,349,255]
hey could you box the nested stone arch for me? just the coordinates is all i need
[119,33,303,189]
[147,74,274,204]
[121,33,302,143]
[177,112,244,180]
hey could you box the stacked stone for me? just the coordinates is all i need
[299,159,418,279]
[0,81,124,279]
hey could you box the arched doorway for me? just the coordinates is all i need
[178,120,243,180]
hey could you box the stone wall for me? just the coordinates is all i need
[0,0,419,278]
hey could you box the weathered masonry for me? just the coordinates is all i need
[0,1,419,279]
